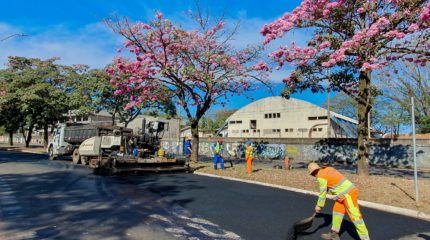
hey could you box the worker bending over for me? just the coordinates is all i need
[308,162,369,240]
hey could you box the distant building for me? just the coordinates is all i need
[65,110,113,124]
[180,126,213,138]
[222,96,358,138]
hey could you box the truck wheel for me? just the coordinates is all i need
[72,149,81,164]
[48,146,56,160]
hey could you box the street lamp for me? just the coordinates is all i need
[0,33,28,42]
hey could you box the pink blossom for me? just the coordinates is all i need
[407,24,419,32]
[319,41,331,49]
[156,12,163,19]
[253,61,269,71]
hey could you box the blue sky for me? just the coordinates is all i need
[0,0,329,112]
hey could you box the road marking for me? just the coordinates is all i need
[147,204,242,239]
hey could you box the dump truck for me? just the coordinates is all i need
[77,121,189,175]
[47,123,116,164]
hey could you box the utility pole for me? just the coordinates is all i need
[411,97,419,202]
[327,69,331,139]
[177,105,181,156]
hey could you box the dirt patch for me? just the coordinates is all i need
[192,162,430,215]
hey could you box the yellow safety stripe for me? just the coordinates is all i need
[333,212,344,217]
[317,177,328,207]
[344,194,361,219]
[331,178,347,189]
[334,182,354,200]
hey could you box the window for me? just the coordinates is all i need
[276,113,281,118]
[318,128,323,132]
[257,129,260,132]
[272,129,280,133]
[318,116,328,120]
[313,128,317,132]
[308,117,318,120]
[269,114,272,118]
[285,129,289,132]
[298,128,308,132]
[236,120,242,124]
[229,121,236,124]
[242,130,246,133]
[253,130,257,133]
[250,120,257,129]
[289,128,293,132]
[264,114,268,118]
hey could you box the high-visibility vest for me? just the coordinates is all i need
[316,167,354,207]
[245,145,253,158]
[214,143,223,154]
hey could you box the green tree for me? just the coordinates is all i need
[0,57,78,147]
[88,69,176,127]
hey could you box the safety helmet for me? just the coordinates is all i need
[308,162,320,175]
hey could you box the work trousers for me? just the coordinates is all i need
[332,187,369,240]
[213,154,224,170]
[246,156,253,174]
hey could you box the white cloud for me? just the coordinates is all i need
[0,22,121,69]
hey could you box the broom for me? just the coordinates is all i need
[286,213,316,240]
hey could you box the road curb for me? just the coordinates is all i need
[193,172,430,222]
[2,148,46,155]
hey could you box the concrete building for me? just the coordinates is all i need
[223,96,358,138]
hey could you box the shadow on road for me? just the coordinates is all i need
[296,213,360,240]
[0,168,203,239]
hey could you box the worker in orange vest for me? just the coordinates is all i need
[308,162,369,240]
[245,141,254,174]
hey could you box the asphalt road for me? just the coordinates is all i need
[0,151,429,240]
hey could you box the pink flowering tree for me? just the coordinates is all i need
[262,0,430,175]
[106,12,268,162]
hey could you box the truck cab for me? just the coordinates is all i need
[47,124,74,160]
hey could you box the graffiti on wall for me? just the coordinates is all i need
[160,138,430,168]
[160,140,286,160]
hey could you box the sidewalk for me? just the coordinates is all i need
[0,144,46,154]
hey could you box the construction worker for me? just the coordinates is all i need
[308,162,369,240]
[245,141,254,174]
[184,135,192,162]
[211,137,224,170]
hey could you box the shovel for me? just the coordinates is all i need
[286,213,316,240]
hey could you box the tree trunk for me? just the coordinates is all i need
[8,131,13,146]
[22,125,34,148]
[357,71,371,176]
[43,124,49,149]
[190,121,199,163]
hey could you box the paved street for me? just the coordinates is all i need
[0,151,429,240]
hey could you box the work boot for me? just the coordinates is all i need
[321,231,340,240]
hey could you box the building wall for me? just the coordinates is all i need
[226,97,352,138]
[160,137,430,168]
